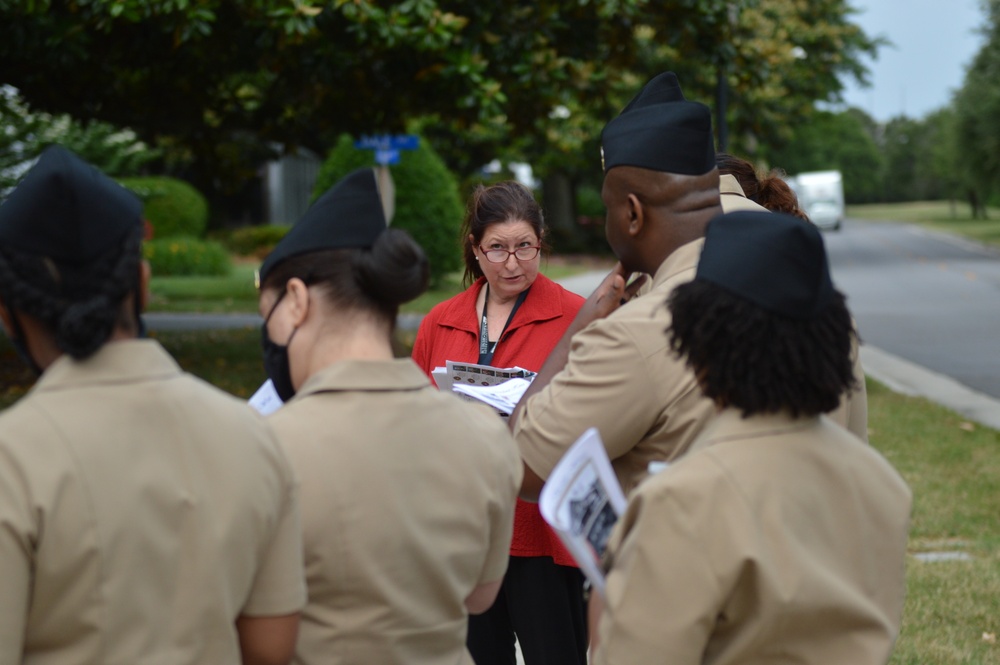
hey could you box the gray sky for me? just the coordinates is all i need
[838,0,986,121]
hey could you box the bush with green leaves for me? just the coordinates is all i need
[210,224,290,259]
[143,236,232,277]
[120,176,209,239]
[314,134,464,285]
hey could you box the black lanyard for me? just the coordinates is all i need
[478,284,529,365]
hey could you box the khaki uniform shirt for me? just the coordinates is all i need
[0,340,306,665]
[719,173,770,212]
[514,239,714,495]
[596,408,911,665]
[720,174,869,442]
[267,359,522,665]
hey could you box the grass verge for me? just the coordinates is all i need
[1,331,995,662]
[848,200,1000,250]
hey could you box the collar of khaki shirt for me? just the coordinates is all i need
[690,407,820,454]
[30,339,181,394]
[294,358,431,398]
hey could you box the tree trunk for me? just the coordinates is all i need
[542,171,578,239]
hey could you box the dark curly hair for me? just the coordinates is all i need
[460,180,549,287]
[0,226,143,360]
[716,153,809,222]
[666,279,858,418]
[260,228,429,329]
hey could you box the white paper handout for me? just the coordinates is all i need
[538,427,627,599]
[436,361,536,417]
[248,379,283,416]
[452,378,532,415]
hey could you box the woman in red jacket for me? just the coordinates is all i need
[412,180,588,665]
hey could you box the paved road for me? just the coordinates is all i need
[826,218,1000,399]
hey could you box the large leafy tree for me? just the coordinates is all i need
[954,0,1000,215]
[1,0,881,224]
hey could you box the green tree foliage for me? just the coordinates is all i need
[954,0,1000,214]
[1,86,158,191]
[314,134,464,285]
[0,0,881,225]
[764,108,883,204]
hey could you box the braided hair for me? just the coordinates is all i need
[667,279,858,418]
[0,226,143,360]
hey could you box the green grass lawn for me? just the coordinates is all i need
[848,200,1000,250]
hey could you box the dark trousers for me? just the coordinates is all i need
[466,556,588,665]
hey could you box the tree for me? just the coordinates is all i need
[954,0,1000,216]
[762,108,883,204]
[1,85,158,191]
[1,0,882,227]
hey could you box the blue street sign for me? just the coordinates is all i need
[354,134,419,154]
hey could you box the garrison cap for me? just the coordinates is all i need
[696,210,835,319]
[0,145,142,263]
[258,168,387,285]
[601,71,715,175]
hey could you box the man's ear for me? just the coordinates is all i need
[626,193,645,237]
[285,277,311,327]
[139,260,152,312]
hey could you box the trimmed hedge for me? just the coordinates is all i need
[120,176,209,239]
[143,236,232,276]
[314,134,464,285]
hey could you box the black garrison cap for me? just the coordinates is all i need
[695,210,835,320]
[600,71,715,175]
[0,145,142,263]
[258,168,387,285]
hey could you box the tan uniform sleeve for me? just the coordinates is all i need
[515,318,663,478]
[0,445,31,659]
[479,416,523,584]
[595,460,741,665]
[242,465,307,617]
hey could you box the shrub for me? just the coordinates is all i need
[210,225,290,259]
[314,134,464,285]
[120,176,209,239]
[144,236,232,277]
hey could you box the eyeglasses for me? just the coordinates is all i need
[478,245,541,263]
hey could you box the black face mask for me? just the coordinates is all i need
[260,290,298,402]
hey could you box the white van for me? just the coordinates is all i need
[787,170,845,231]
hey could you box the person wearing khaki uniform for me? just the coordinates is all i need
[255,168,522,665]
[510,71,721,499]
[716,153,869,442]
[0,146,305,664]
[593,211,911,665]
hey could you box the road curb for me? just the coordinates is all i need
[860,345,1000,431]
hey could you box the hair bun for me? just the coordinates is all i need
[353,228,429,306]
[57,295,118,358]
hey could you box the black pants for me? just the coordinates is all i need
[467,556,588,665]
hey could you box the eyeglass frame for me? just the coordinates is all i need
[477,244,542,263]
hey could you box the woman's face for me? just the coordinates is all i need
[471,219,541,302]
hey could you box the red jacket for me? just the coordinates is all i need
[411,273,585,566]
